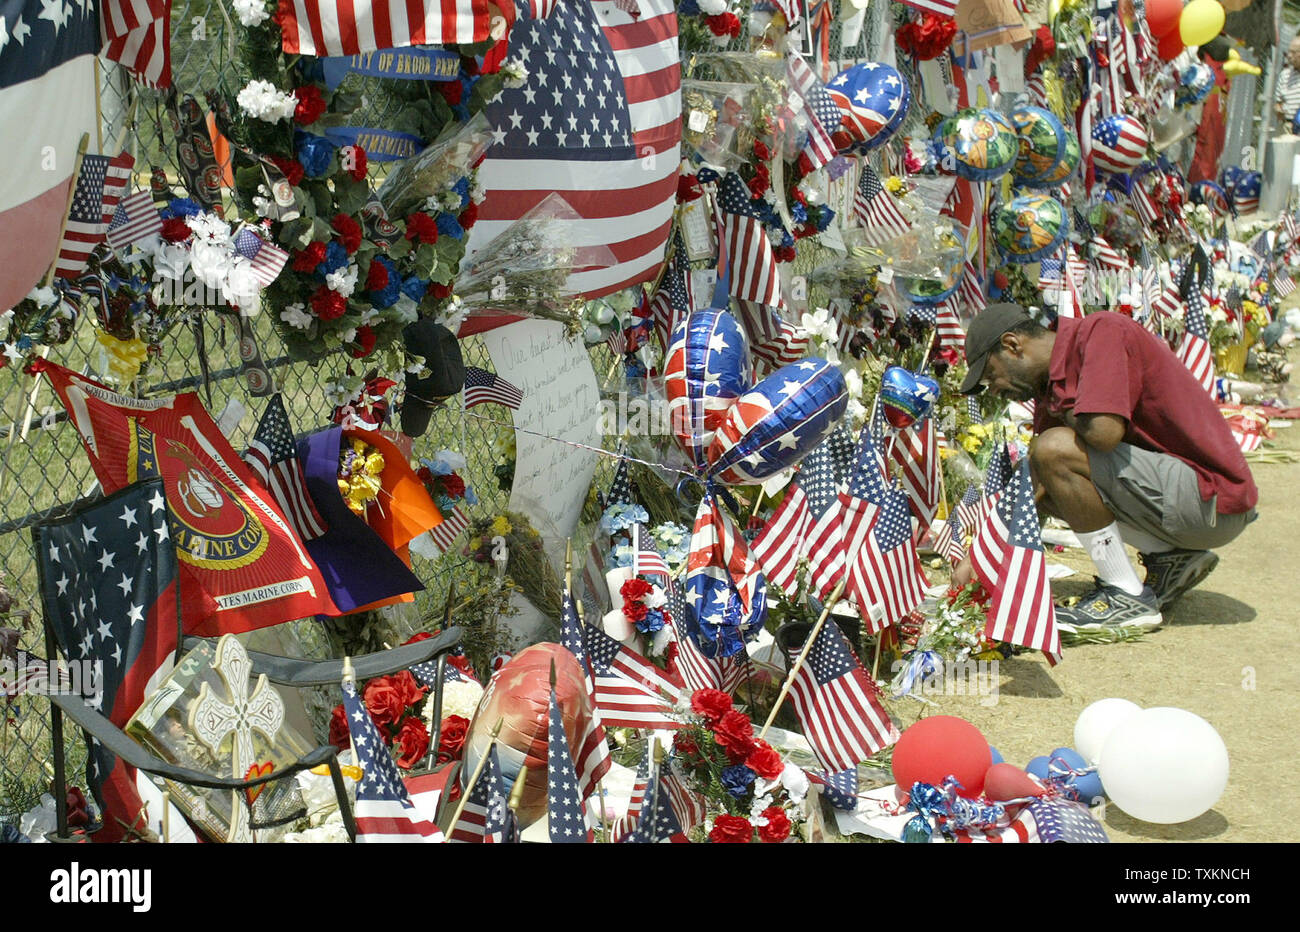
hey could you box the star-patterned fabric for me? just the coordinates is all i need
[546,685,590,843]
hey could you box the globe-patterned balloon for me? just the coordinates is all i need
[1233,170,1262,215]
[826,62,911,154]
[933,109,1020,181]
[1031,128,1080,188]
[1011,106,1068,184]
[993,193,1069,263]
[705,358,848,485]
[1176,63,1215,108]
[664,308,753,469]
[1091,114,1149,174]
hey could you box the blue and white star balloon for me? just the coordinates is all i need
[664,308,754,469]
[826,62,910,154]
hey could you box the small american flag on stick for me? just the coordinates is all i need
[106,190,162,250]
[464,366,524,409]
[53,151,134,282]
[243,394,328,542]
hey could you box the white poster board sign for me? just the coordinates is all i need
[482,319,601,543]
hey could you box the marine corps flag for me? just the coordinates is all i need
[38,361,340,635]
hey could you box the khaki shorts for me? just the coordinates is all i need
[1086,443,1256,551]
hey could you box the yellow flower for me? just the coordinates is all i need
[337,479,351,497]
[883,175,906,195]
[491,515,512,537]
[363,452,385,476]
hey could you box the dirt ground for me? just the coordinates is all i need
[891,385,1300,843]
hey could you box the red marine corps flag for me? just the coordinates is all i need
[37,361,340,635]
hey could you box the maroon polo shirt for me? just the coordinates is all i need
[1031,313,1257,514]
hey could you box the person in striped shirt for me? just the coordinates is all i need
[1275,37,1300,126]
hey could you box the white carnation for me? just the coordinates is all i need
[325,263,359,298]
[26,286,58,308]
[501,59,530,89]
[280,302,313,330]
[237,80,297,123]
[427,679,485,724]
[698,0,727,14]
[232,0,270,27]
[185,212,232,247]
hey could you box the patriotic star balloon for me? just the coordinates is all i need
[705,358,848,485]
[664,308,754,469]
[1231,170,1261,215]
[826,62,910,154]
[1091,114,1149,175]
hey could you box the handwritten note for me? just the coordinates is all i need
[482,320,601,543]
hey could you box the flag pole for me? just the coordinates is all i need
[758,577,847,740]
[446,718,505,834]
[92,59,104,154]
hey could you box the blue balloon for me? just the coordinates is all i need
[880,366,940,428]
[989,747,1004,766]
[826,63,911,154]
[1026,755,1051,781]
[664,308,753,469]
[1050,746,1105,803]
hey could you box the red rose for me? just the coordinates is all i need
[406,212,439,244]
[746,740,784,780]
[362,676,407,730]
[706,12,741,39]
[393,717,430,769]
[441,473,466,497]
[364,258,389,291]
[437,714,470,763]
[428,281,454,300]
[457,203,478,230]
[294,85,328,125]
[435,80,464,106]
[293,241,328,272]
[271,155,305,187]
[332,213,362,253]
[160,217,191,243]
[713,710,756,763]
[690,688,733,725]
[709,813,754,843]
[310,285,348,320]
[753,140,771,161]
[350,324,377,358]
[757,806,791,843]
[328,703,350,750]
[390,669,427,708]
[621,578,653,602]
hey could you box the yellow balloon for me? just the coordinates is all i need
[1223,49,1262,77]
[1180,0,1226,47]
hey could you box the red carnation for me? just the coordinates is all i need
[293,85,327,125]
[621,578,654,602]
[293,241,328,272]
[270,155,305,187]
[709,814,754,844]
[160,217,191,243]
[758,806,791,843]
[457,203,478,230]
[746,740,784,780]
[428,281,454,300]
[691,688,733,724]
[393,718,430,769]
[773,244,796,263]
[706,12,741,39]
[441,473,466,498]
[405,212,439,245]
[350,324,377,358]
[310,285,348,320]
[332,213,362,253]
[623,601,648,623]
[365,259,389,291]
[344,146,368,182]
[753,140,771,161]
[436,80,464,106]
[713,710,756,763]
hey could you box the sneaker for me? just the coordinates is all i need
[1055,579,1163,634]
[1139,549,1219,610]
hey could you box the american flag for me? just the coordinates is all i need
[472,0,681,298]
[411,647,478,691]
[584,619,684,730]
[750,479,812,593]
[1177,284,1217,396]
[243,394,328,542]
[609,742,651,842]
[887,417,941,534]
[53,152,134,282]
[423,504,470,556]
[840,423,930,633]
[631,523,669,580]
[342,679,444,843]
[661,768,706,835]
[106,190,162,250]
[807,768,860,810]
[854,163,910,246]
[959,261,986,316]
[932,484,980,565]
[558,592,612,798]
[278,0,497,56]
[648,228,694,350]
[233,227,289,288]
[448,742,515,843]
[736,301,810,375]
[607,455,633,506]
[717,171,785,309]
[1274,270,1296,298]
[969,451,1061,658]
[666,580,746,695]
[908,301,965,353]
[102,0,171,87]
[1089,234,1129,271]
[464,366,523,409]
[547,684,592,843]
[627,763,689,843]
[967,395,984,425]
[787,54,840,172]
[787,617,896,771]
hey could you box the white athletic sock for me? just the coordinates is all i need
[1075,523,1145,596]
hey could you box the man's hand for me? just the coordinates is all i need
[951,553,974,588]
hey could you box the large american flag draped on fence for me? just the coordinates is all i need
[102,0,172,87]
[969,447,1061,659]
[278,0,497,56]
[342,679,444,843]
[53,151,134,283]
[473,0,682,298]
[243,394,328,543]
[787,618,896,771]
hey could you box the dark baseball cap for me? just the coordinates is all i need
[399,319,464,438]
[958,302,1034,395]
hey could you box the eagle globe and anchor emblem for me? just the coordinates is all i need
[163,440,270,569]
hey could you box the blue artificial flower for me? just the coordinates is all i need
[436,213,464,240]
[463,486,479,506]
[636,608,665,635]
[608,544,634,569]
[624,358,647,380]
[600,503,649,534]
[368,255,401,308]
[401,276,429,301]
[792,202,808,225]
[815,206,835,232]
[720,765,756,798]
[453,177,471,209]
[318,241,348,277]
[160,198,201,220]
[780,230,795,249]
[296,132,334,178]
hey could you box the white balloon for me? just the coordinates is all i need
[1098,707,1229,824]
[1074,698,1143,765]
